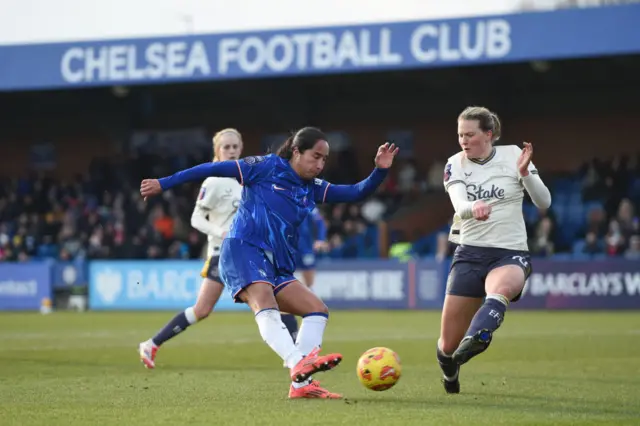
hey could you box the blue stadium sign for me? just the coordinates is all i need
[0,5,639,91]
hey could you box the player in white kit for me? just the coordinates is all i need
[139,128,243,369]
[448,215,461,245]
[436,107,552,393]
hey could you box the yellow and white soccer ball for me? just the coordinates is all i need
[356,347,402,391]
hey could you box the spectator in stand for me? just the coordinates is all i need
[397,159,417,194]
[605,219,626,256]
[360,192,387,224]
[583,204,608,239]
[625,235,640,260]
[616,198,637,238]
[529,216,555,257]
[582,231,604,255]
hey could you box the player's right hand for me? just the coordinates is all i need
[471,200,491,221]
[140,179,162,201]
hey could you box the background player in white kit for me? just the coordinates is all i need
[436,107,552,393]
[139,128,243,369]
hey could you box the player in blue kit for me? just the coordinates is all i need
[140,127,398,399]
[281,207,328,340]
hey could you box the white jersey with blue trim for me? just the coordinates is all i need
[443,145,538,251]
[195,176,242,257]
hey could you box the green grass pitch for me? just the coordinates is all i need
[1,310,639,425]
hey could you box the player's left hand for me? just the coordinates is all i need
[375,142,399,169]
[517,142,533,176]
[140,179,162,201]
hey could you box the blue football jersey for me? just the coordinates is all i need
[158,153,388,275]
[228,154,329,274]
[298,208,326,254]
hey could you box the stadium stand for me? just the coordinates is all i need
[2,149,638,262]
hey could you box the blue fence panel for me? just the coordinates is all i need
[0,262,53,310]
[313,260,411,310]
[51,259,88,289]
[515,258,640,310]
[75,257,640,311]
[88,260,249,311]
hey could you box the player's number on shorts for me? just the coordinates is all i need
[512,256,528,268]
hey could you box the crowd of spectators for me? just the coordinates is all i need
[1,146,637,263]
[0,145,433,262]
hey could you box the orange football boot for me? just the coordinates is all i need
[290,347,343,383]
[289,380,343,399]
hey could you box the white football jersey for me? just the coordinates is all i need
[443,145,537,251]
[448,215,461,245]
[196,177,242,256]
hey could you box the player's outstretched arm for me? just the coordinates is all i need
[517,142,551,209]
[140,161,241,199]
[321,143,399,203]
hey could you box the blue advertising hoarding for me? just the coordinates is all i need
[88,260,249,311]
[2,257,635,311]
[308,258,640,310]
[515,258,640,310]
[0,5,639,91]
[312,260,413,310]
[51,259,88,289]
[312,259,448,310]
[0,262,53,310]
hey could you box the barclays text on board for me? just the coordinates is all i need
[1,5,639,90]
[88,261,248,311]
[59,21,511,83]
[524,271,640,297]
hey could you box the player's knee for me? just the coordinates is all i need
[438,337,460,356]
[486,266,525,300]
[306,300,329,316]
[241,282,278,312]
[318,302,329,315]
[193,304,211,320]
[486,280,524,301]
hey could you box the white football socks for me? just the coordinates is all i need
[255,308,304,369]
[296,314,328,355]
[290,314,328,389]
[184,307,198,324]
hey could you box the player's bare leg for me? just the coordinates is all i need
[139,278,223,369]
[453,265,525,365]
[276,281,343,399]
[438,294,483,393]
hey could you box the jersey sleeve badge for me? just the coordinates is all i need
[444,163,452,182]
[244,155,267,166]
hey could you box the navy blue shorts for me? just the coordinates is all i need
[200,255,222,283]
[218,238,297,303]
[446,244,532,302]
[296,251,316,271]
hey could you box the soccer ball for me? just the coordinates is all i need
[356,347,402,391]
